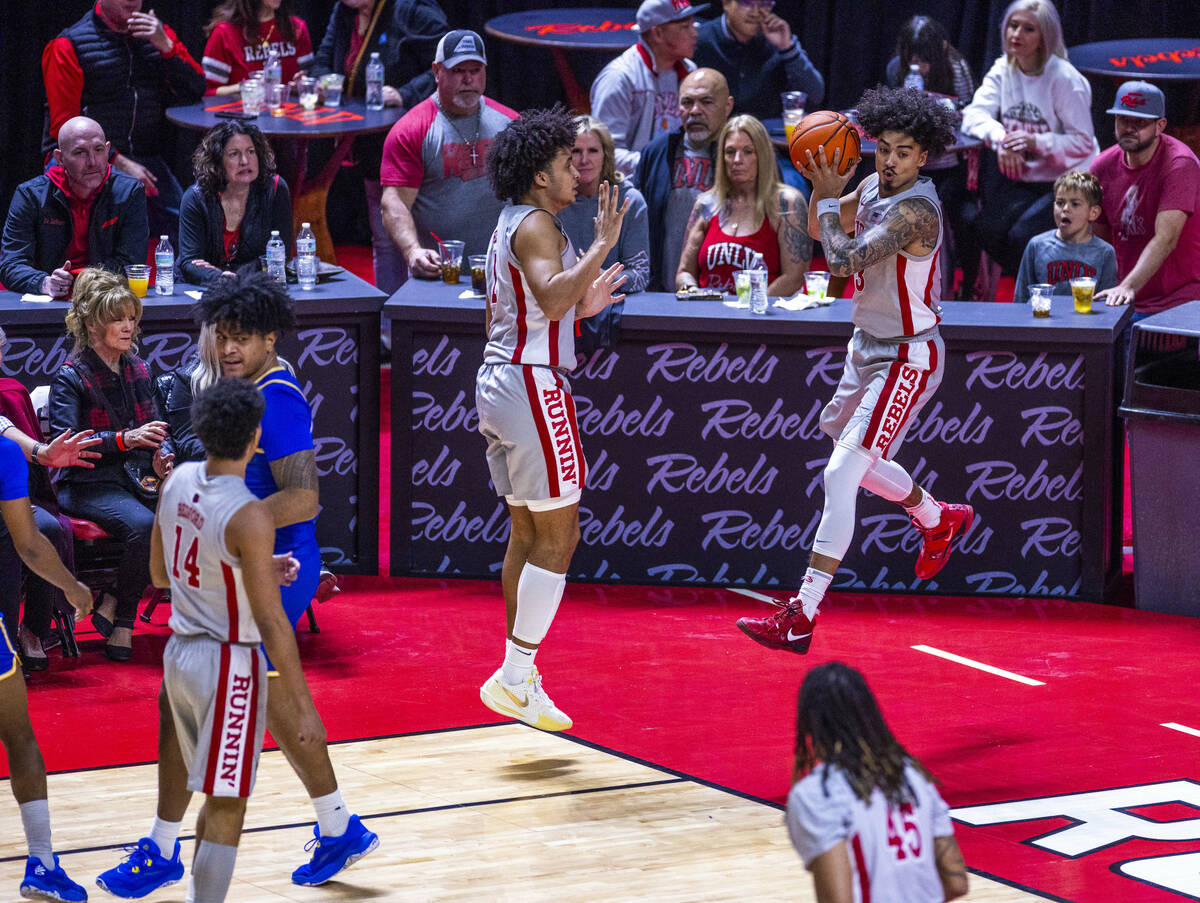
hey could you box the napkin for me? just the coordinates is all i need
[774,292,834,311]
[21,293,52,303]
[184,290,203,300]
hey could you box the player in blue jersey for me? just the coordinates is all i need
[0,435,94,901]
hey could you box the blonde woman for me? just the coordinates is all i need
[676,114,811,296]
[48,268,174,661]
[155,322,223,464]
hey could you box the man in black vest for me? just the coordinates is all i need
[41,0,205,243]
[1,117,147,297]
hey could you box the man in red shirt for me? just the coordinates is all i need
[1090,80,1200,316]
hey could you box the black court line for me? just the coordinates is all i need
[0,775,685,865]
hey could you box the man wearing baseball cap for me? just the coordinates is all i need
[381,29,518,278]
[1089,80,1200,317]
[590,0,707,178]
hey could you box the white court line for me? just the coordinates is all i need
[1163,722,1200,739]
[911,645,1045,686]
[728,588,783,606]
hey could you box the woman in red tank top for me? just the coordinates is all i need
[676,115,812,296]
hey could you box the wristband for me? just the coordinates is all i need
[32,443,43,464]
[116,430,128,451]
[817,198,841,218]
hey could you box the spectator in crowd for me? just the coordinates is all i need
[693,0,824,121]
[178,121,293,286]
[636,68,734,291]
[590,0,704,179]
[960,0,1097,299]
[202,0,313,95]
[1090,81,1200,317]
[1013,170,1117,303]
[560,117,651,295]
[786,663,969,902]
[49,268,174,663]
[381,29,517,277]
[154,323,222,466]
[312,0,447,293]
[885,16,976,296]
[41,0,205,244]
[0,326,99,673]
[676,115,810,296]
[0,117,147,299]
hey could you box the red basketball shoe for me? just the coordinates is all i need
[914,502,974,579]
[736,601,816,654]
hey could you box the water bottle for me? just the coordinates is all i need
[904,63,925,92]
[296,222,317,291]
[266,231,287,285]
[264,48,282,94]
[154,234,174,295]
[365,52,384,111]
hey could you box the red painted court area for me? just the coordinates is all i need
[8,578,1200,902]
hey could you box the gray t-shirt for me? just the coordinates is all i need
[381,95,519,259]
[662,140,715,291]
[556,181,650,294]
[1013,229,1118,303]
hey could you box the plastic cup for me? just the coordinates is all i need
[1029,283,1053,318]
[804,270,830,299]
[124,265,150,298]
[468,254,487,293]
[782,91,807,142]
[320,74,344,107]
[298,76,319,110]
[241,75,263,115]
[266,82,288,116]
[1070,276,1095,314]
[440,240,465,284]
[734,270,751,307]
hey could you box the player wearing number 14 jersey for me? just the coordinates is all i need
[786,663,968,902]
[738,87,974,654]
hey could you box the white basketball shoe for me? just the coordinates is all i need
[480,667,573,732]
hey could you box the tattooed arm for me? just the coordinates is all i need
[675,193,718,290]
[770,186,812,296]
[818,196,939,278]
[267,449,320,528]
[934,835,969,901]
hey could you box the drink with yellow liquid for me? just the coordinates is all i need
[124,265,150,298]
[783,111,803,144]
[782,91,806,145]
[1070,276,1095,314]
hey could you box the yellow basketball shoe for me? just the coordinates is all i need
[480,667,573,731]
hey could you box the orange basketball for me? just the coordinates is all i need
[788,111,861,176]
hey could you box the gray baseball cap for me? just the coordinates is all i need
[435,30,486,69]
[1106,80,1166,119]
[635,0,709,32]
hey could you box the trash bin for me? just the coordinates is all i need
[1118,300,1200,616]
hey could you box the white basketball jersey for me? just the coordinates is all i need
[483,204,580,371]
[852,173,943,338]
[159,462,262,645]
[787,762,953,903]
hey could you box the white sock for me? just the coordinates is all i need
[19,799,54,869]
[795,568,833,620]
[150,816,182,858]
[501,638,536,686]
[187,840,238,903]
[312,789,351,838]
[904,489,942,529]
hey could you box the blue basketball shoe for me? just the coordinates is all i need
[20,854,87,901]
[95,838,183,898]
[290,815,379,886]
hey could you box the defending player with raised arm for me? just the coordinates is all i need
[96,379,323,903]
[0,434,92,902]
[786,663,969,902]
[476,107,628,732]
[738,87,974,654]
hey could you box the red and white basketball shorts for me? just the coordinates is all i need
[476,362,587,503]
[163,634,268,799]
[820,327,945,461]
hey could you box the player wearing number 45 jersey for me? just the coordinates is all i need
[476,107,629,731]
[738,87,973,654]
[786,663,968,902]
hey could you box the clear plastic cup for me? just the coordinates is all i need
[124,265,150,298]
[1070,276,1095,314]
[266,82,289,116]
[804,270,830,299]
[320,74,344,107]
[782,91,807,142]
[298,76,319,110]
[241,75,263,115]
[1029,283,1053,317]
[468,254,487,294]
[734,270,751,307]
[440,240,465,284]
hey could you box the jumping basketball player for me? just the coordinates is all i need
[0,434,92,902]
[787,662,969,902]
[97,380,323,902]
[738,87,971,653]
[477,107,629,731]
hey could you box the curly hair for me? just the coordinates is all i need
[65,268,142,356]
[195,269,295,338]
[192,378,266,460]
[487,106,578,204]
[192,121,277,196]
[855,86,958,158]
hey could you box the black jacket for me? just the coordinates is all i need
[154,363,203,464]
[0,169,147,296]
[178,177,293,286]
[635,130,716,292]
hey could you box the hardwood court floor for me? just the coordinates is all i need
[0,725,1043,902]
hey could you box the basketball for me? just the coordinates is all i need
[788,111,861,176]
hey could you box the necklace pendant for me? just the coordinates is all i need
[468,142,479,166]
